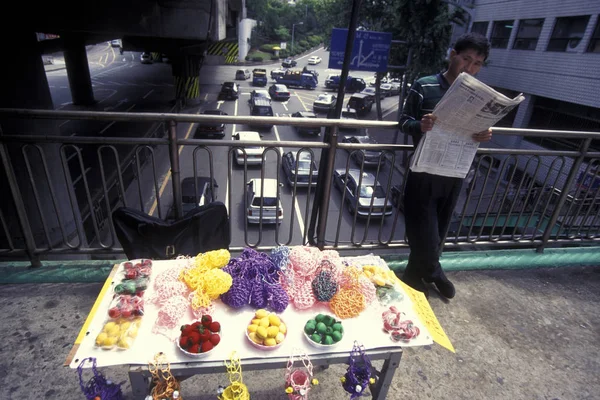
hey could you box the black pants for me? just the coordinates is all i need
[403,171,462,282]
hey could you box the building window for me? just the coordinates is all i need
[588,18,600,53]
[491,20,513,48]
[471,21,489,36]
[547,15,590,52]
[513,18,544,50]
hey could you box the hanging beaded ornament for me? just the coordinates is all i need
[382,306,420,342]
[311,260,338,302]
[217,351,250,400]
[148,353,181,400]
[285,351,319,400]
[341,342,376,399]
[78,357,124,400]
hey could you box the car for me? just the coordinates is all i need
[291,111,321,135]
[341,135,384,168]
[180,177,218,214]
[246,178,283,224]
[167,177,218,219]
[249,89,272,104]
[379,83,392,97]
[235,68,251,80]
[194,109,228,139]
[360,87,377,100]
[268,84,291,101]
[140,52,152,64]
[339,107,360,133]
[303,68,319,78]
[389,82,401,96]
[313,93,337,113]
[282,151,319,188]
[307,56,322,65]
[249,98,274,130]
[281,58,297,68]
[232,131,264,166]
[219,82,239,100]
[333,169,393,218]
[346,93,374,117]
[110,39,122,47]
[271,68,287,80]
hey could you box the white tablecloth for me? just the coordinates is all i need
[70,259,432,368]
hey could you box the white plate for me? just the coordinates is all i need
[176,320,221,358]
[303,330,342,349]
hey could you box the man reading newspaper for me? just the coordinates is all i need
[398,33,524,299]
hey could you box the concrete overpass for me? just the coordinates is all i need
[3,0,245,109]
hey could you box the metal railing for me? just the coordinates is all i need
[1,108,599,266]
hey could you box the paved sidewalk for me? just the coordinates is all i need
[0,264,598,399]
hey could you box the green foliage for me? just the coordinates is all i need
[298,40,309,49]
[252,56,264,62]
[307,35,323,47]
[259,44,280,53]
[271,55,280,60]
[274,26,291,42]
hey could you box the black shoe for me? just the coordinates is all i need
[400,273,429,298]
[432,276,455,299]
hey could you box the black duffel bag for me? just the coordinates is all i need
[112,202,230,260]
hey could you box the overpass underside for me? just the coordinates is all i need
[4,0,241,109]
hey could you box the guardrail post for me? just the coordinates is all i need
[0,143,42,267]
[316,127,340,249]
[538,138,591,252]
[167,120,183,219]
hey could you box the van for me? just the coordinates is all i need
[246,178,284,224]
[235,69,251,80]
[347,93,374,117]
[249,98,274,130]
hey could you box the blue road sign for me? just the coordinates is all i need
[328,28,392,72]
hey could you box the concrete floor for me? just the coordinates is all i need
[0,265,598,399]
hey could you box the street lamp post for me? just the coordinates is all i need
[291,22,304,54]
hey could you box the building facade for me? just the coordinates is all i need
[466,0,600,190]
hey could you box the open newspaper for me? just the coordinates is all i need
[410,72,525,178]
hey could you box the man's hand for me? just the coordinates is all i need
[472,128,492,142]
[420,113,436,133]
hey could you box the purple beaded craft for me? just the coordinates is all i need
[220,247,289,312]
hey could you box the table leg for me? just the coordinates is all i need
[129,366,151,400]
[371,348,403,400]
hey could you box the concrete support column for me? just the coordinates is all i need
[63,34,95,106]
[171,55,202,107]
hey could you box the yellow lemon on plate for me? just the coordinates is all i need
[267,326,279,338]
[279,323,287,335]
[249,332,263,345]
[247,324,258,333]
[259,317,270,328]
[268,314,281,327]
[95,332,108,346]
[255,309,269,319]
[256,326,268,340]
[275,332,285,344]
[264,338,277,347]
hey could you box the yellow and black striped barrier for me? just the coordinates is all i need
[174,76,200,100]
[207,40,239,64]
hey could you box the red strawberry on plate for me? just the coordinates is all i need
[201,315,212,327]
[209,333,220,346]
[198,327,211,342]
[188,343,200,354]
[209,321,221,333]
[201,341,214,353]
[179,336,190,348]
[188,331,201,345]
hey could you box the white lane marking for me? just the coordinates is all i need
[97,89,118,104]
[204,93,209,100]
[99,121,116,134]
[59,120,70,127]
[142,89,154,99]
[274,113,305,239]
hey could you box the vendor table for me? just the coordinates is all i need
[67,256,432,399]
